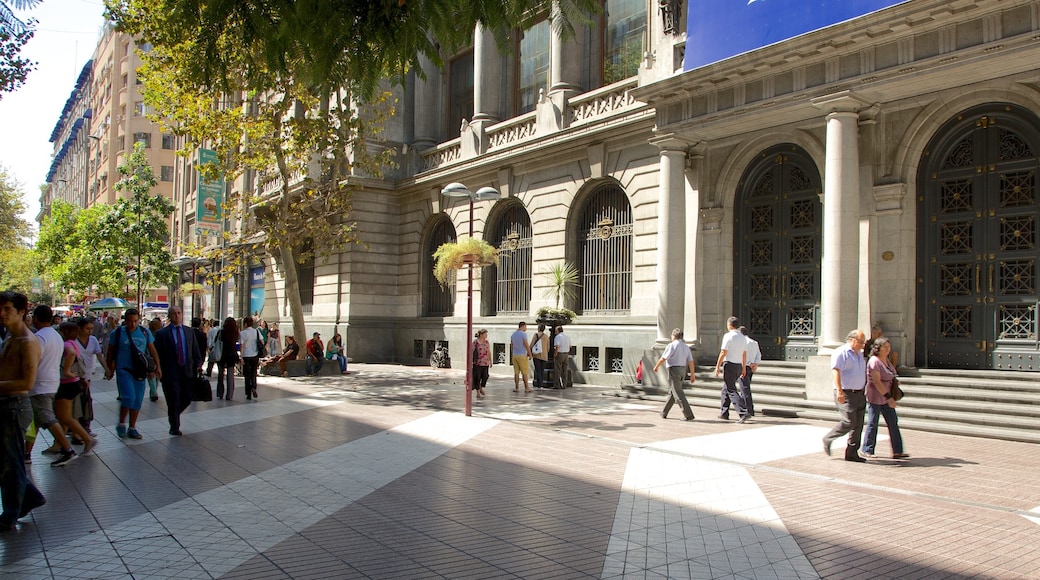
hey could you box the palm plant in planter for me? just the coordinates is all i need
[432,237,499,288]
[537,261,579,325]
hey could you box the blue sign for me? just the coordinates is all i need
[249,266,265,317]
[684,0,908,71]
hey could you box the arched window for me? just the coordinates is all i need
[486,202,533,315]
[424,217,456,317]
[578,183,633,313]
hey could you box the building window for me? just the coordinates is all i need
[160,165,174,182]
[448,51,474,136]
[517,19,550,115]
[161,133,175,150]
[604,0,647,84]
[578,182,633,313]
[424,217,456,317]
[487,202,532,315]
[134,101,145,116]
[133,132,151,148]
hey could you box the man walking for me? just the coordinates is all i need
[715,316,749,423]
[0,292,46,530]
[153,307,202,436]
[29,305,79,466]
[510,322,532,393]
[653,328,696,421]
[823,329,869,462]
[552,326,571,389]
[721,326,760,418]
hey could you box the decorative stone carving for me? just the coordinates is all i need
[873,183,906,216]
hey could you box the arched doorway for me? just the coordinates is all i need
[917,104,1040,370]
[423,216,457,317]
[735,145,823,360]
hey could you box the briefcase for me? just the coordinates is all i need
[192,375,213,402]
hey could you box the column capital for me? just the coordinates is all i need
[810,90,872,115]
[649,133,691,153]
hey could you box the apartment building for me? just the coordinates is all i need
[42,24,178,305]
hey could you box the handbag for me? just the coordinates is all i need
[192,373,213,402]
[70,351,88,378]
[890,376,904,401]
[255,328,267,358]
[210,331,224,361]
[531,334,543,355]
[119,326,156,380]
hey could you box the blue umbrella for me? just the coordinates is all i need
[88,297,132,311]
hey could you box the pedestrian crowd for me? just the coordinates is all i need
[469,321,573,398]
[0,292,307,532]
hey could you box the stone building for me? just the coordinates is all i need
[187,0,1039,391]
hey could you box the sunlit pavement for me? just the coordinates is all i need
[4,363,1039,579]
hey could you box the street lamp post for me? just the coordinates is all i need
[441,182,501,417]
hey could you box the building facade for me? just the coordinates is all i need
[178,0,1039,392]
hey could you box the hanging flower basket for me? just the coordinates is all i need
[433,237,499,288]
[179,282,206,295]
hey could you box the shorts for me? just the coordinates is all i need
[512,355,530,376]
[56,380,84,401]
[30,394,58,427]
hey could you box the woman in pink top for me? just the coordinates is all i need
[56,322,97,457]
[861,338,907,459]
[471,329,492,398]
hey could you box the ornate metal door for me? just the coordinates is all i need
[736,146,822,361]
[918,105,1040,370]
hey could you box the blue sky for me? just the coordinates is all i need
[0,0,106,231]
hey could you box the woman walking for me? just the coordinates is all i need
[104,308,160,439]
[861,337,908,459]
[215,317,240,400]
[471,329,491,398]
[56,322,97,457]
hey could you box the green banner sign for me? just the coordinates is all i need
[196,148,224,235]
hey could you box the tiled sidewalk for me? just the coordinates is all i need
[3,364,1039,579]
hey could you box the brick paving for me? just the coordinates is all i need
[2,363,1038,579]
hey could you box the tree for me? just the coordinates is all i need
[35,146,176,301]
[0,0,39,98]
[0,165,30,248]
[111,141,177,304]
[107,0,600,344]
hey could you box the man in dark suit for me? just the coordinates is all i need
[153,307,203,436]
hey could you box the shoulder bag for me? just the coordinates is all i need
[890,375,904,401]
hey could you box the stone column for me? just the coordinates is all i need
[472,22,502,124]
[549,0,582,99]
[651,135,690,343]
[812,91,868,350]
[684,147,704,346]
[412,51,441,152]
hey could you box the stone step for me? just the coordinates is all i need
[614,363,1040,444]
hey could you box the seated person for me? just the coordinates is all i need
[263,335,300,376]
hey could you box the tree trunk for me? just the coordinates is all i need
[279,244,307,359]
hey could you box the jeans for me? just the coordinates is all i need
[862,402,904,455]
[306,354,324,375]
[532,358,546,387]
[0,396,44,525]
[242,356,259,397]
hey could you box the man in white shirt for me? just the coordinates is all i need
[721,326,760,418]
[29,305,78,466]
[714,316,749,423]
[652,328,696,421]
[552,326,572,389]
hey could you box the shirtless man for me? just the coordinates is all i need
[0,292,47,530]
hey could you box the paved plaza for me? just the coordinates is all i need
[3,363,1040,579]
